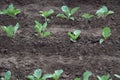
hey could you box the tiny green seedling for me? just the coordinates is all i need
[97,74,112,80]
[0,4,21,17]
[1,71,11,80]
[82,13,94,20]
[52,69,63,80]
[26,69,53,80]
[74,71,92,80]
[99,26,111,44]
[2,23,19,37]
[96,6,114,18]
[114,74,120,79]
[34,20,51,37]
[68,30,81,42]
[82,13,94,26]
[40,9,54,21]
[56,5,79,21]
[74,77,81,80]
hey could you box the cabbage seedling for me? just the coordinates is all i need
[82,13,94,20]
[52,69,63,80]
[99,26,111,44]
[35,20,51,37]
[74,71,92,80]
[68,30,81,42]
[97,74,112,80]
[114,74,120,79]
[0,4,21,17]
[26,69,53,80]
[74,78,81,80]
[1,71,11,80]
[2,23,19,37]
[96,6,114,18]
[82,13,94,26]
[56,5,79,21]
[40,9,54,21]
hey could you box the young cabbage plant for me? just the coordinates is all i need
[114,74,120,79]
[26,69,53,80]
[82,13,94,20]
[82,13,94,26]
[74,78,81,80]
[2,23,19,37]
[68,30,81,42]
[74,71,92,80]
[0,4,21,17]
[99,26,111,44]
[52,69,63,80]
[97,74,112,80]
[40,9,54,21]
[56,5,79,21]
[96,6,114,18]
[34,20,51,37]
[1,71,11,80]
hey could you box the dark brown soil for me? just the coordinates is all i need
[0,0,120,80]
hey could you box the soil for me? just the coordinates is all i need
[0,0,120,80]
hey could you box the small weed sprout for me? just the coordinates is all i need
[52,69,63,80]
[82,13,94,27]
[0,4,21,17]
[99,26,111,44]
[96,6,114,18]
[74,71,92,80]
[114,74,120,79]
[2,23,19,37]
[68,30,81,42]
[40,9,54,22]
[97,74,112,80]
[26,69,53,80]
[35,20,51,37]
[56,5,79,21]
[1,71,11,80]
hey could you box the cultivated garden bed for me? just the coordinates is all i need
[0,0,120,80]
